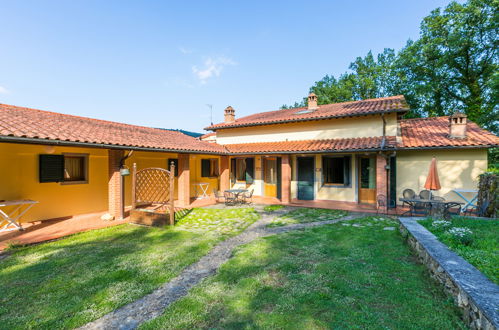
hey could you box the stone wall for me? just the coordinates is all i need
[399,218,499,330]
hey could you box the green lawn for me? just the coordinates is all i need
[143,215,465,329]
[0,207,259,329]
[263,204,285,212]
[267,207,348,227]
[419,217,499,284]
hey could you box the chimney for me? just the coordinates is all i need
[449,111,467,138]
[307,93,318,110]
[224,106,235,123]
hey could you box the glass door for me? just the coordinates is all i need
[358,156,376,204]
[263,157,277,197]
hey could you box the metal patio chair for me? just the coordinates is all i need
[242,189,254,205]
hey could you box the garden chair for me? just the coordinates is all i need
[376,194,387,215]
[213,189,225,203]
[464,200,489,217]
[243,189,254,205]
[224,191,237,206]
[445,202,462,217]
[419,190,431,200]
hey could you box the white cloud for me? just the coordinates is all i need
[192,56,236,84]
[179,47,192,54]
[0,86,9,94]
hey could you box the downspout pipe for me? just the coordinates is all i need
[119,150,134,220]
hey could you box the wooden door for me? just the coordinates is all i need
[263,157,278,197]
[358,156,376,204]
[297,157,314,200]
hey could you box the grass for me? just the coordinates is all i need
[263,204,284,212]
[0,207,259,329]
[267,207,348,227]
[419,217,499,284]
[142,215,465,329]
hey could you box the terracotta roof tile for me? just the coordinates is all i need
[206,95,409,130]
[400,117,498,148]
[225,136,397,154]
[0,103,226,153]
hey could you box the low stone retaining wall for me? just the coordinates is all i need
[399,218,498,330]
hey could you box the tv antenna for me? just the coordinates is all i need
[206,104,213,125]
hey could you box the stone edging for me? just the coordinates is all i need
[399,217,499,330]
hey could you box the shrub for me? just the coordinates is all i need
[446,227,473,246]
[431,220,452,230]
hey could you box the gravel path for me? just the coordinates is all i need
[79,207,364,330]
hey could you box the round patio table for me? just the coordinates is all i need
[399,198,463,219]
[225,189,248,204]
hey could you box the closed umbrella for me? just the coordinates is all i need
[424,157,441,198]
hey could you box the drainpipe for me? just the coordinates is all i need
[119,150,134,220]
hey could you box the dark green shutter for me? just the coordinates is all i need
[168,159,179,176]
[245,158,254,184]
[201,159,210,177]
[343,156,351,186]
[39,154,64,183]
[231,158,236,183]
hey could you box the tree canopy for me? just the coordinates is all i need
[283,0,498,133]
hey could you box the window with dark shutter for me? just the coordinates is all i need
[245,158,254,184]
[39,154,64,183]
[322,156,351,187]
[201,159,211,177]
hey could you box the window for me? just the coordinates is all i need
[322,156,351,186]
[64,155,87,182]
[231,158,254,184]
[201,158,219,177]
[168,158,179,176]
[39,153,88,184]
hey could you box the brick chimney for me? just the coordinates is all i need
[224,106,235,123]
[449,111,467,139]
[308,93,318,110]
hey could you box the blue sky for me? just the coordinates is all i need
[0,0,452,132]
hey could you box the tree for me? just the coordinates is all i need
[283,0,498,132]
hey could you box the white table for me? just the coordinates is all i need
[452,189,478,212]
[193,182,210,199]
[0,199,38,232]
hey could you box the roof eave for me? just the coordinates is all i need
[0,135,228,155]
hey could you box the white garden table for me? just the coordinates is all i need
[0,199,38,232]
[193,182,210,199]
[452,189,478,212]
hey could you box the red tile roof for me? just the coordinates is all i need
[225,136,397,154]
[0,103,225,153]
[400,117,499,149]
[206,95,409,130]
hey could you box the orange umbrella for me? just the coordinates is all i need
[424,157,441,192]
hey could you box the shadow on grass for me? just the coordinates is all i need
[0,224,219,329]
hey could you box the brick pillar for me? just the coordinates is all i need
[376,153,388,212]
[108,149,124,219]
[219,156,230,193]
[281,155,291,204]
[178,154,190,207]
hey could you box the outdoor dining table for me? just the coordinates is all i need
[0,199,39,232]
[452,189,478,212]
[225,189,248,204]
[399,198,463,219]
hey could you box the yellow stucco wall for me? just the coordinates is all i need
[0,142,108,223]
[216,113,398,144]
[396,149,488,202]
[124,152,221,205]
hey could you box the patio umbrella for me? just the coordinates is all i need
[424,157,441,198]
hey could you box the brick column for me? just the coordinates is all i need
[376,153,388,212]
[178,154,190,207]
[281,155,291,204]
[108,149,124,219]
[219,156,230,193]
